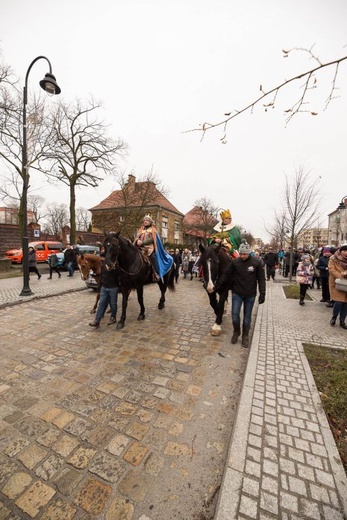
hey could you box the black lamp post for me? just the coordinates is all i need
[20,56,61,297]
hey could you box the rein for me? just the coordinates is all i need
[108,238,146,277]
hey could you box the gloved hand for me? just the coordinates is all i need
[258,293,265,304]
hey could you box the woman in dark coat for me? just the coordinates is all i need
[28,246,41,279]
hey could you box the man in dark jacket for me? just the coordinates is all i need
[89,260,120,328]
[217,242,266,347]
[316,247,332,304]
[264,247,278,281]
[64,245,76,277]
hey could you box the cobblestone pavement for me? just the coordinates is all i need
[0,274,248,519]
[216,279,347,520]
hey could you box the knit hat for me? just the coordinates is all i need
[302,254,310,260]
[323,247,331,254]
[340,245,347,252]
[239,242,252,254]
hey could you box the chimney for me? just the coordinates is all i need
[127,174,136,190]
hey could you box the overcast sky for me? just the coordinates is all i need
[1,0,346,240]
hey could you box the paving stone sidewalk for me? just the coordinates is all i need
[216,280,347,520]
[0,274,346,519]
[0,275,248,519]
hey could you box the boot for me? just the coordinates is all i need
[89,321,100,328]
[48,276,52,279]
[299,298,305,306]
[241,325,250,348]
[231,325,241,344]
[107,317,117,325]
[340,321,347,330]
[330,316,337,326]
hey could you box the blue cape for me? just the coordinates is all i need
[154,233,173,278]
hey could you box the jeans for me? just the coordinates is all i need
[231,293,255,329]
[67,261,74,277]
[332,301,347,323]
[95,286,119,323]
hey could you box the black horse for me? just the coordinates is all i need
[103,232,175,329]
[198,243,233,336]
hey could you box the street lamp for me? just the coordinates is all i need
[20,56,61,297]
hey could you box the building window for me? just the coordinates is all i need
[162,217,168,229]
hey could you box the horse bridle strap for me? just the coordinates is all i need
[108,238,146,277]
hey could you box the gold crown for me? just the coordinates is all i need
[220,209,231,220]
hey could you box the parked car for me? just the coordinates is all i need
[86,270,99,290]
[5,241,64,264]
[48,244,101,271]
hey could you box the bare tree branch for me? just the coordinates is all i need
[185,47,347,143]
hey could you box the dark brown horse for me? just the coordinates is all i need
[77,253,103,313]
[103,232,175,329]
[198,243,233,336]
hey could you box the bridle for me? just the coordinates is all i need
[104,235,146,276]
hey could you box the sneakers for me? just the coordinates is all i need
[107,317,117,325]
[89,321,100,328]
[340,322,347,330]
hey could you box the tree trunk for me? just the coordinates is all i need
[69,183,76,245]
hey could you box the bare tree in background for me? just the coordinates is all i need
[0,55,50,236]
[283,167,321,281]
[265,210,289,250]
[183,198,218,248]
[186,47,347,142]
[27,194,46,224]
[76,207,91,232]
[92,170,170,239]
[41,98,127,245]
[42,202,69,236]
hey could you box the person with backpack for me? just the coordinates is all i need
[48,252,61,279]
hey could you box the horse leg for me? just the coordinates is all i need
[137,287,145,320]
[116,288,129,329]
[91,290,100,314]
[158,279,166,310]
[210,292,227,337]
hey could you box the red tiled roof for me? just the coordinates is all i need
[90,181,184,216]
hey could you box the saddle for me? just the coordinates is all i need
[138,249,159,282]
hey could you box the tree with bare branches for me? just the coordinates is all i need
[186,47,347,143]
[41,98,127,244]
[0,58,49,236]
[183,198,218,248]
[76,207,91,232]
[91,170,170,239]
[41,202,69,236]
[281,167,321,281]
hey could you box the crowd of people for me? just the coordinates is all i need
[25,211,347,335]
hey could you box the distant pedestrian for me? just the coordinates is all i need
[28,246,41,279]
[264,247,278,281]
[316,247,332,304]
[296,254,314,306]
[328,245,347,329]
[47,252,61,279]
[64,245,76,277]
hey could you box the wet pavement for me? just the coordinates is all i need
[0,273,247,519]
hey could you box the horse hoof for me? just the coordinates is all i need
[116,322,125,330]
[158,303,165,310]
[137,314,145,321]
[90,309,96,314]
[211,329,221,336]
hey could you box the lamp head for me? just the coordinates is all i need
[39,72,61,95]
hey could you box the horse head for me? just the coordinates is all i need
[103,232,121,270]
[77,253,91,281]
[199,243,223,294]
